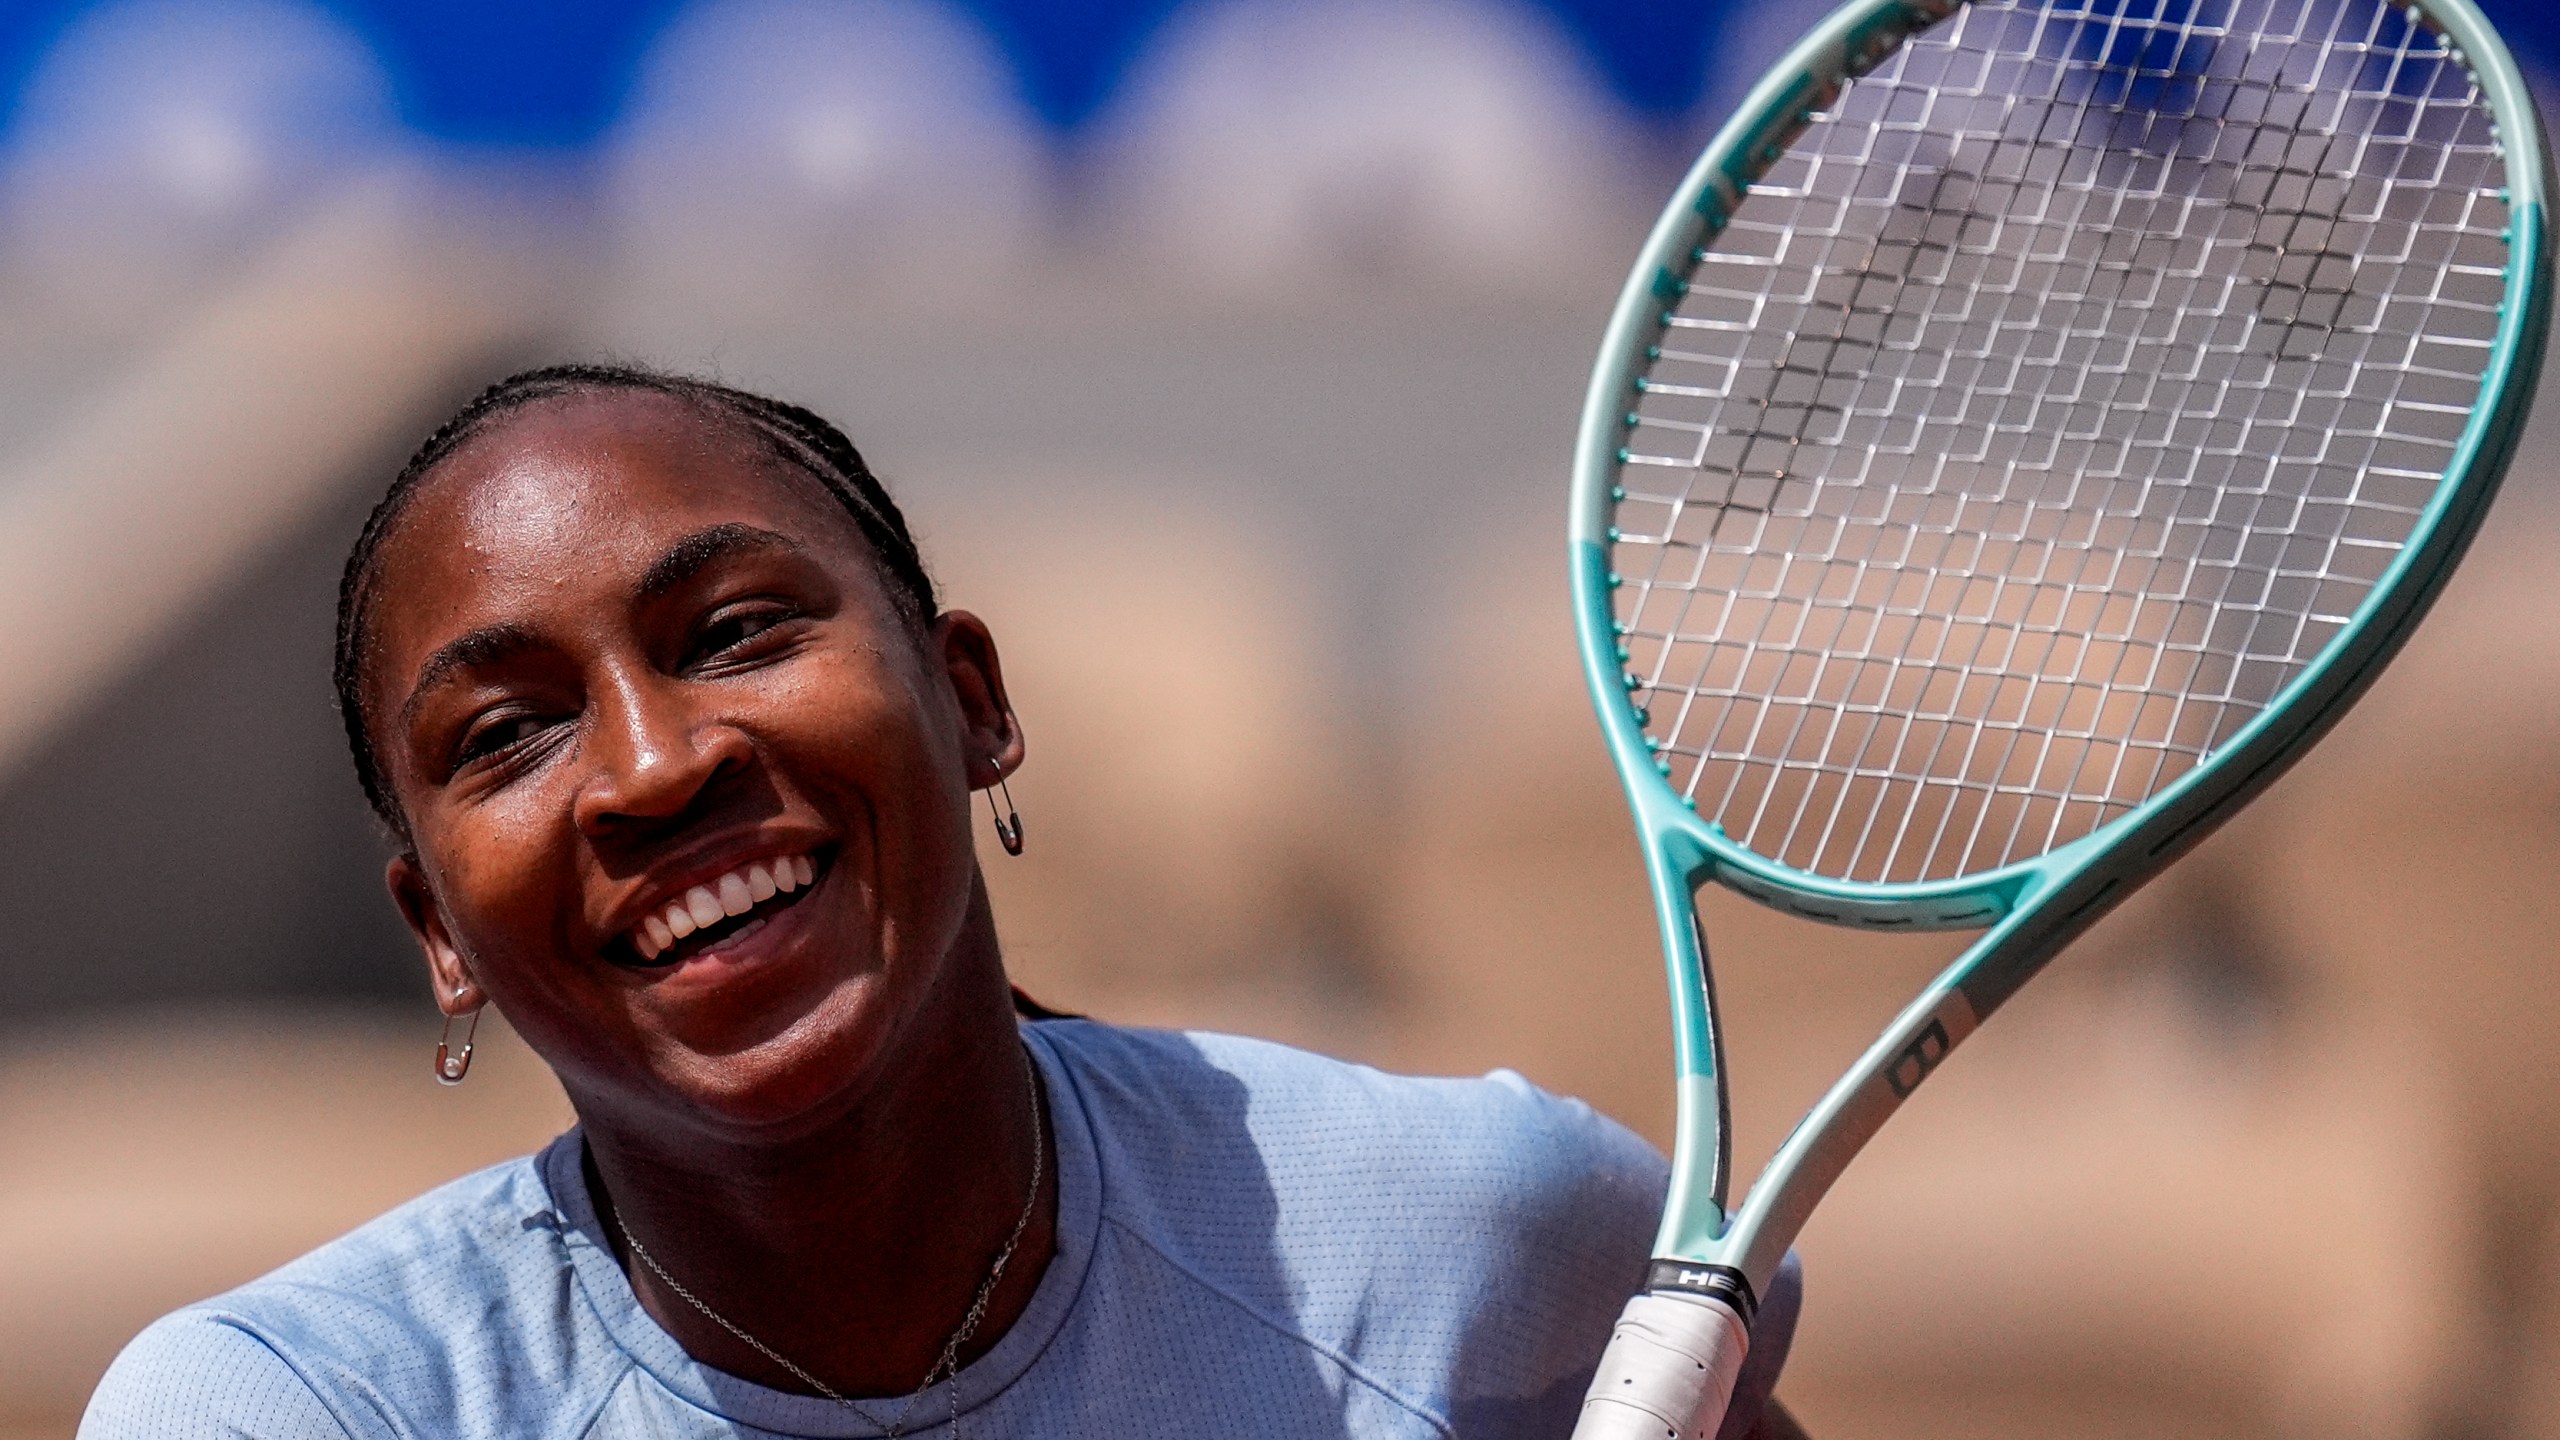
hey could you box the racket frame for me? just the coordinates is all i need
[1571,0,2549,1292]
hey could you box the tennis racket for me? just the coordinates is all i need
[1567,1,2549,1434]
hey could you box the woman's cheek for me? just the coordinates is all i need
[440,811,569,964]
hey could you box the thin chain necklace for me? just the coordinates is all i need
[614,1051,1046,1439]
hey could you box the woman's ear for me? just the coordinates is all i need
[387,853,482,1014]
[934,609,1025,787]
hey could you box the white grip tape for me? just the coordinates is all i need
[1571,1291,1750,1440]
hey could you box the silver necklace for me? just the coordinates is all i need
[614,1053,1046,1439]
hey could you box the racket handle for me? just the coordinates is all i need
[1572,1290,1750,1440]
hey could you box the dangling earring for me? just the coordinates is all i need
[985,777,1024,856]
[435,994,481,1086]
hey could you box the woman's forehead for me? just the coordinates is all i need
[363,391,870,659]
[392,392,856,567]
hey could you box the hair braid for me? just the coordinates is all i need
[332,363,939,842]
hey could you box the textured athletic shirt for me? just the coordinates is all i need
[82,1021,1799,1439]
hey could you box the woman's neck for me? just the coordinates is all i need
[575,931,1057,1401]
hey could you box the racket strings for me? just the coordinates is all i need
[1611,0,2509,884]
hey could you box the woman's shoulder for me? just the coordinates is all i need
[1042,1017,1662,1181]
[200,1145,558,1323]
[1035,1017,1666,1275]
[82,1139,605,1439]
[1032,1019,1667,1420]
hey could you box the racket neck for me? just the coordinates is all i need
[1643,833,1734,1261]
[1714,862,2090,1288]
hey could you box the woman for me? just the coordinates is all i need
[82,365,1801,1438]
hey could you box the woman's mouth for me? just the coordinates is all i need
[620,850,825,968]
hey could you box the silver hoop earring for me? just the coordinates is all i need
[435,1003,481,1086]
[986,777,1024,856]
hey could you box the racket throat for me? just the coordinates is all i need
[1649,874,1738,1257]
[1695,904,1736,1218]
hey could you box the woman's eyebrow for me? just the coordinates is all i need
[395,526,808,729]
[400,623,542,728]
[637,523,805,600]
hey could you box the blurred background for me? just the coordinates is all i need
[0,0,2556,1436]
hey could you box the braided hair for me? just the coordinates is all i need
[332,363,939,841]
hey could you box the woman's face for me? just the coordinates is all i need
[364,391,1019,1138]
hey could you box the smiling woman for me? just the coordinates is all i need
[75,364,1802,1440]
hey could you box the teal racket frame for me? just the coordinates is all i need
[1569,0,2551,1293]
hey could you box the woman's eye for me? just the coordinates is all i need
[689,606,796,667]
[458,714,551,766]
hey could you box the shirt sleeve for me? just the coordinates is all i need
[1433,1073,1665,1437]
[80,1314,353,1440]
[1457,1073,1806,1440]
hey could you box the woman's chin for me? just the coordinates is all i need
[648,975,905,1136]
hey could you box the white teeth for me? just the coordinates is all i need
[630,852,818,957]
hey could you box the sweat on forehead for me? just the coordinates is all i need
[331,362,940,836]
[396,391,850,543]
[446,386,809,482]
[379,403,854,586]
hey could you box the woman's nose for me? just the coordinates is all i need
[571,670,753,837]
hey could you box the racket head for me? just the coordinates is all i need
[1574,0,2549,937]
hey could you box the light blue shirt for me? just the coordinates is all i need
[82,1020,1793,1438]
